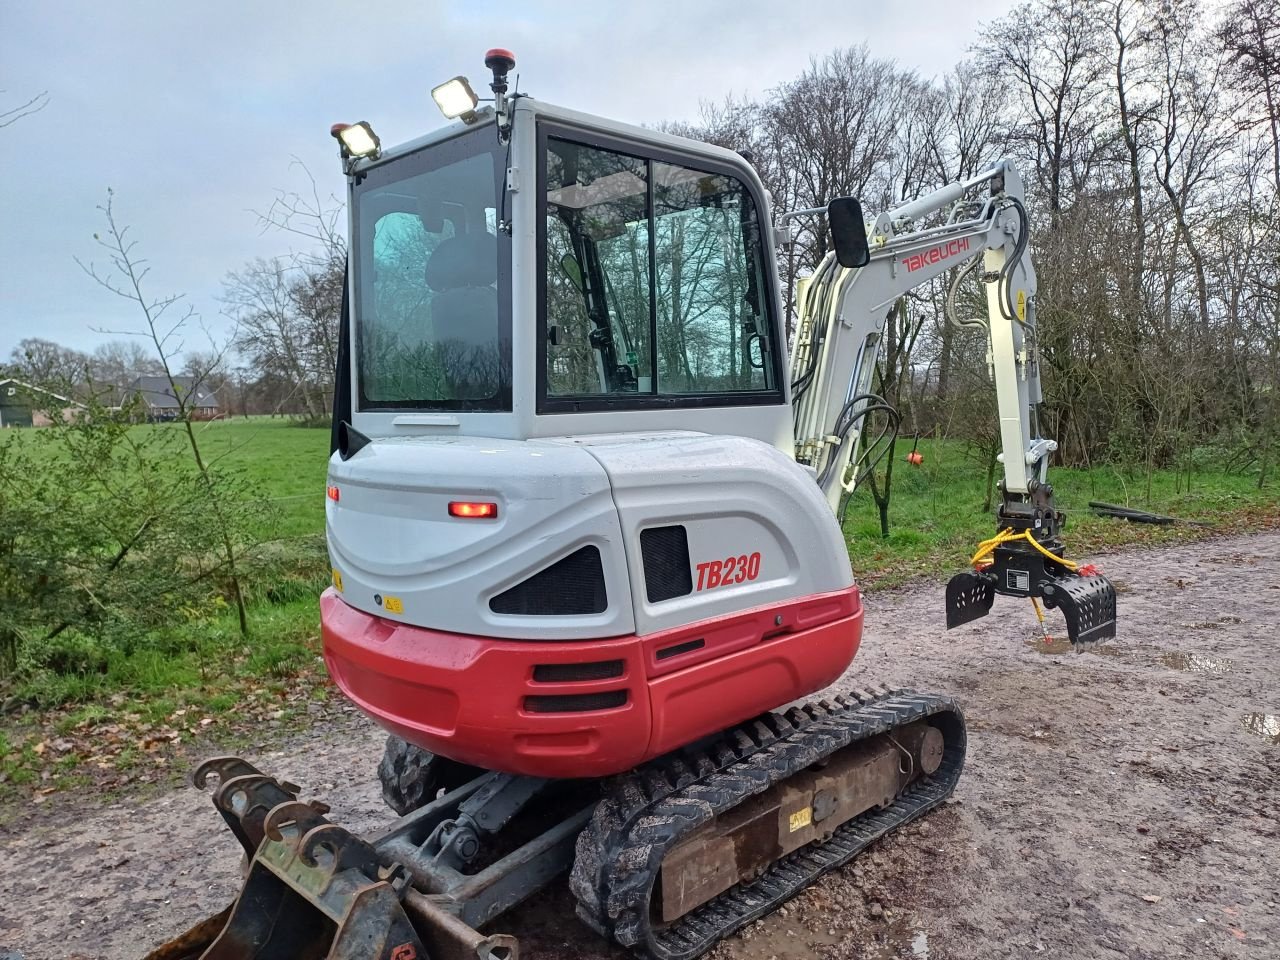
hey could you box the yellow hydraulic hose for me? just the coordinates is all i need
[970,528,1079,572]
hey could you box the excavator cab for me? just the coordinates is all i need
[333,74,794,453]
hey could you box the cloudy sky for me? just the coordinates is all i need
[0,0,1014,360]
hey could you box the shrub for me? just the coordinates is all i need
[0,394,273,676]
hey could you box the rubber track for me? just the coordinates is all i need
[569,687,966,960]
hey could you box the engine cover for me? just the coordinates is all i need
[325,431,854,640]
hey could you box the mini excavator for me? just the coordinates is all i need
[148,50,1116,960]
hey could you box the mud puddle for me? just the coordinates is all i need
[860,916,931,960]
[1160,651,1233,674]
[1240,713,1280,743]
[728,914,844,956]
[1025,637,1123,657]
[863,919,931,959]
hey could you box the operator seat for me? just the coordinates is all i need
[423,231,501,397]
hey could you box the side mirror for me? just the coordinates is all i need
[559,253,584,292]
[828,196,870,268]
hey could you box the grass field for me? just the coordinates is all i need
[189,417,1279,576]
[840,439,1278,586]
[194,416,329,539]
[2,417,1276,806]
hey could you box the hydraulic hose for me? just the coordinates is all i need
[996,197,1029,323]
[944,254,986,331]
[817,391,900,493]
[790,253,839,404]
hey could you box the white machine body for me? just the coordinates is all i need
[328,94,1049,643]
[327,430,851,640]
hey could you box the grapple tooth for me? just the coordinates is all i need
[945,571,996,628]
[1043,572,1118,646]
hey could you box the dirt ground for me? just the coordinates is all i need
[2,531,1277,960]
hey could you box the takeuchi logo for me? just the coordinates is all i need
[902,236,970,273]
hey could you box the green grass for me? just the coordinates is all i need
[2,419,1276,808]
[840,438,1278,587]
[0,415,329,540]
[188,417,330,539]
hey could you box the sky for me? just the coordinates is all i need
[0,0,1015,361]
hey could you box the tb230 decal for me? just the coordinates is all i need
[695,552,763,591]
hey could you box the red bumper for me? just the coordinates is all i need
[321,585,863,779]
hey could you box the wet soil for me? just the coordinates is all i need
[2,532,1278,960]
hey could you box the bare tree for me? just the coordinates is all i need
[224,162,348,419]
[0,89,49,129]
[78,191,250,636]
[978,0,1109,219]
[89,339,164,392]
[1151,5,1234,332]
[222,258,326,418]
[6,337,88,387]
[1218,0,1280,193]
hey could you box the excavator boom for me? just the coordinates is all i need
[789,160,1116,645]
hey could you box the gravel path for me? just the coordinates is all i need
[2,532,1276,960]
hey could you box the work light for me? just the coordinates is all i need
[432,77,480,121]
[331,121,381,159]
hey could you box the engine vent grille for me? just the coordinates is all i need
[524,690,628,713]
[655,638,705,661]
[490,546,607,616]
[640,526,693,603]
[532,660,625,682]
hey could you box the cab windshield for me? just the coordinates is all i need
[353,128,510,410]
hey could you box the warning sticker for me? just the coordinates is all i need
[332,569,344,592]
[1016,289,1027,322]
[788,806,813,833]
[382,595,404,614]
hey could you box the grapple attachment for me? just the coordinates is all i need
[945,539,1117,646]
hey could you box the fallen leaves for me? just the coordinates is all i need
[1,663,337,809]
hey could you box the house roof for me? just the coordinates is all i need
[0,378,76,405]
[130,375,218,409]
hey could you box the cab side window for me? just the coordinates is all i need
[540,133,779,407]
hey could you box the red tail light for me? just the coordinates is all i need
[449,501,498,519]
[327,485,340,502]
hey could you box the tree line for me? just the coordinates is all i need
[671,0,1278,490]
[6,0,1276,489]
[3,169,345,421]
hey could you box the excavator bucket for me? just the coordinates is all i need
[143,798,502,960]
[197,800,425,960]
[146,757,522,960]
[143,765,428,960]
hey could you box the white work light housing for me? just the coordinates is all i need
[331,121,382,160]
[432,76,480,122]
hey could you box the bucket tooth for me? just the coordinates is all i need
[945,571,996,629]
